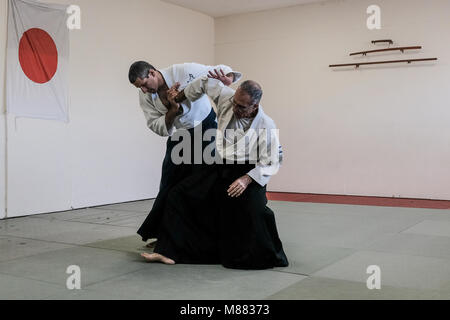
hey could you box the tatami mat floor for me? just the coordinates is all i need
[1,199,450,300]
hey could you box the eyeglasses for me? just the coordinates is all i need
[229,96,251,109]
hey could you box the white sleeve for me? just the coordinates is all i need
[247,129,283,187]
[139,92,174,137]
[183,63,242,84]
[210,64,243,83]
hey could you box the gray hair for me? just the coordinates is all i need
[239,80,263,104]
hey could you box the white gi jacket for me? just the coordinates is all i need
[184,77,282,187]
[139,63,242,137]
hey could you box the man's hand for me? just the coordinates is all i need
[167,82,180,110]
[208,69,234,86]
[167,82,183,116]
[227,175,253,198]
[165,83,183,129]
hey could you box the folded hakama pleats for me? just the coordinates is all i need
[153,165,221,264]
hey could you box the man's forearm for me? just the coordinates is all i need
[176,76,223,106]
[165,109,179,130]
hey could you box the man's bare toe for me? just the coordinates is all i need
[141,253,175,265]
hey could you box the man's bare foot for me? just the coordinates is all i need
[141,252,175,265]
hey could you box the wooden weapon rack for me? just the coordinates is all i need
[329,39,438,69]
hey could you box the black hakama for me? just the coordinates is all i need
[137,108,217,242]
[153,163,289,270]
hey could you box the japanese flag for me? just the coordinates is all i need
[6,0,69,122]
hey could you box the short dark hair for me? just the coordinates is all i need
[239,80,263,104]
[128,61,156,84]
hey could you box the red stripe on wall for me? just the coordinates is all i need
[266,192,450,210]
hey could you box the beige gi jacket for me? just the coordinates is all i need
[184,76,282,187]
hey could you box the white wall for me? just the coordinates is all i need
[1,0,214,218]
[216,0,450,200]
[2,0,448,220]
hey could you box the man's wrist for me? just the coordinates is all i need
[165,108,179,128]
[244,174,253,185]
[166,108,177,117]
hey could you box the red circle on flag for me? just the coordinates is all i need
[19,28,58,84]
